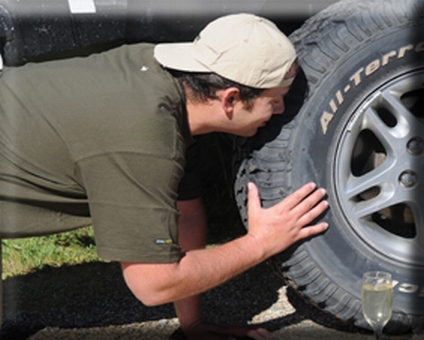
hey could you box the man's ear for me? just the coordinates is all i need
[221,87,240,115]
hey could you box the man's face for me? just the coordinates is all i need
[226,63,297,137]
[228,86,291,137]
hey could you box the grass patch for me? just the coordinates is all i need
[2,227,101,280]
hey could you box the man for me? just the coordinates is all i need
[0,13,328,339]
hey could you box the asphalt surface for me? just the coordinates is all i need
[2,260,423,340]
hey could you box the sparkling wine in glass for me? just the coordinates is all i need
[361,271,393,340]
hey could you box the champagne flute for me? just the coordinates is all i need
[361,271,393,340]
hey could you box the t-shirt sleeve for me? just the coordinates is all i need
[77,152,183,263]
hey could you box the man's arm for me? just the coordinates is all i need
[121,182,328,306]
[173,198,272,340]
[173,198,207,332]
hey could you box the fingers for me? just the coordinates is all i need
[247,327,273,340]
[287,184,329,241]
[297,202,328,229]
[283,182,318,210]
[279,182,327,217]
[298,221,329,240]
[246,181,329,253]
[199,323,272,340]
[293,189,328,225]
[248,181,328,224]
[247,182,261,212]
[200,322,271,339]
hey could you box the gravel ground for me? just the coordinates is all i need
[1,260,423,340]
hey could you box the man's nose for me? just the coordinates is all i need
[273,100,285,115]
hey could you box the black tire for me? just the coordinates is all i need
[235,0,424,334]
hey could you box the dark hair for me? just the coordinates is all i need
[169,70,264,109]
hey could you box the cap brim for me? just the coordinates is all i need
[154,43,210,73]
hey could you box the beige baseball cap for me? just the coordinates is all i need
[154,13,297,89]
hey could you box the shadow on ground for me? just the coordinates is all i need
[1,258,364,340]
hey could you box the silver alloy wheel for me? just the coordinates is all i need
[335,70,424,266]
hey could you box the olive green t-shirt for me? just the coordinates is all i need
[0,43,193,263]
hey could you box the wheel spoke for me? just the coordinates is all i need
[335,70,424,265]
[379,88,419,138]
[350,183,395,219]
[361,105,399,151]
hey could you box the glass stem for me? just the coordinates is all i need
[374,326,383,340]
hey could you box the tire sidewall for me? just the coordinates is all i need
[289,24,424,317]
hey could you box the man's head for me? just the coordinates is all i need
[154,13,298,137]
[154,13,297,89]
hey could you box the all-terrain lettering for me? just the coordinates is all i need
[320,40,424,135]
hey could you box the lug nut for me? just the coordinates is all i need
[407,137,424,155]
[399,170,418,188]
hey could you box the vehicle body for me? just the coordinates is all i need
[0,0,338,65]
[0,0,422,335]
